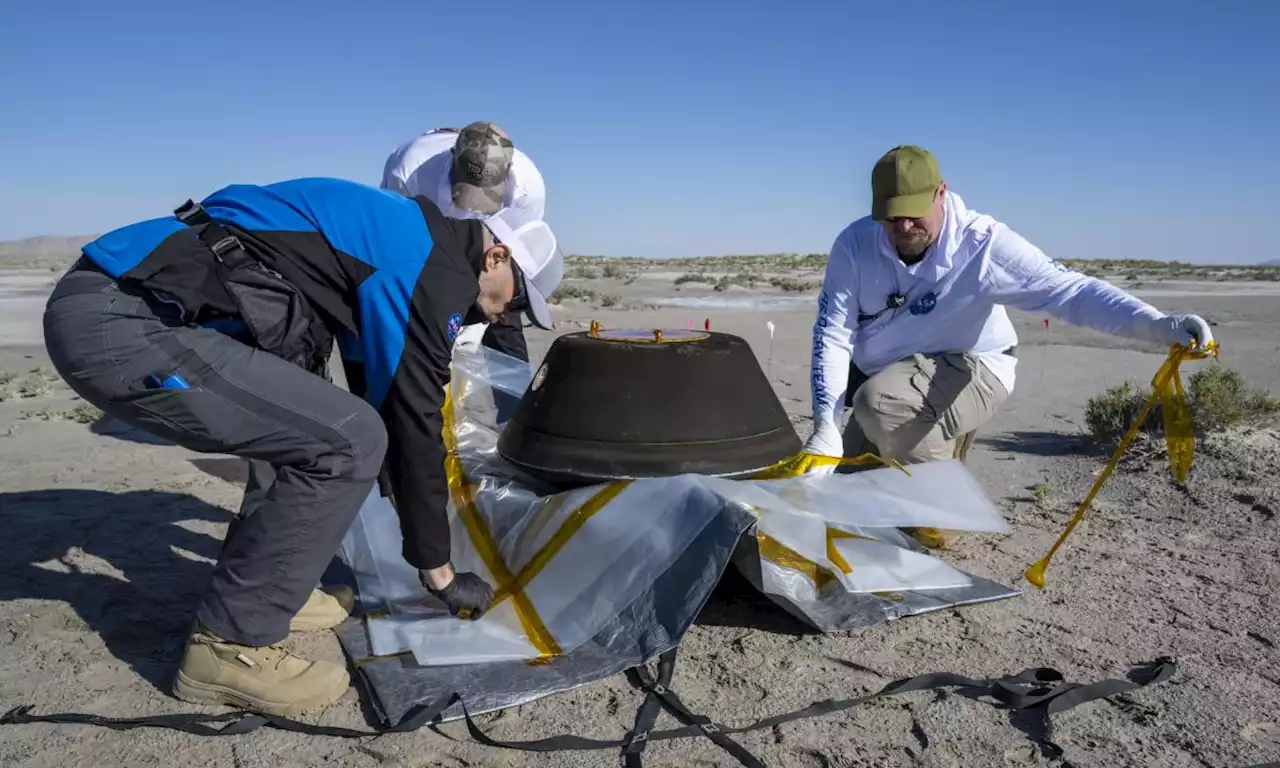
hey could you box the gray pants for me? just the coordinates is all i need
[42,264,388,646]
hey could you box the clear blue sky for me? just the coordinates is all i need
[1,1,1276,262]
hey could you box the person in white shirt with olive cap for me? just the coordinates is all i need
[381,122,547,374]
[804,145,1215,470]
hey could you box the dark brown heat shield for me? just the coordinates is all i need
[496,327,801,485]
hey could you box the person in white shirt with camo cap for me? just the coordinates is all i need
[382,121,546,222]
[381,122,548,413]
[804,145,1214,470]
[382,122,546,347]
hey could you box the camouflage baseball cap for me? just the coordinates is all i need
[871,145,942,221]
[450,121,515,215]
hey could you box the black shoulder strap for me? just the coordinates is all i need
[172,198,255,272]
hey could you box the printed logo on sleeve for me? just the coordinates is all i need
[811,291,832,413]
[446,313,464,343]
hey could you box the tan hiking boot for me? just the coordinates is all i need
[289,586,355,632]
[172,629,350,716]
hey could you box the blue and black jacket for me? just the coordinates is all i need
[81,177,491,570]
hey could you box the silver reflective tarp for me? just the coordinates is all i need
[334,342,1019,725]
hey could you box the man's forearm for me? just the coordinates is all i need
[810,291,854,426]
[1012,270,1165,339]
[988,228,1168,341]
[381,367,454,570]
[393,460,453,570]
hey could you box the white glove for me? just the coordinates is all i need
[1147,314,1214,350]
[802,418,844,477]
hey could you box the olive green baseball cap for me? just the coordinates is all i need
[871,145,942,221]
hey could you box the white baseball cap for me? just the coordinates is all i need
[482,210,564,330]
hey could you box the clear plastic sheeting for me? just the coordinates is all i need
[339,341,1015,669]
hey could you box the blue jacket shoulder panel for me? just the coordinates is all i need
[81,217,188,278]
[201,178,432,272]
[199,178,438,408]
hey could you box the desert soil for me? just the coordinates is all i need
[1,256,1278,768]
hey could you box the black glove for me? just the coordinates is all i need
[422,570,494,620]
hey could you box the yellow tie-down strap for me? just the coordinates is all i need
[441,378,560,660]
[1025,341,1220,588]
[749,450,910,480]
[441,374,630,662]
[746,453,913,601]
[754,525,906,602]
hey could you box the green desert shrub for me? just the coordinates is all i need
[1084,365,1280,442]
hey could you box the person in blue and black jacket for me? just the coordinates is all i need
[41,177,565,717]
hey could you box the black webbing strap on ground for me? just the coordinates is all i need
[0,651,1179,764]
[624,648,765,768]
[446,648,764,768]
[629,652,1179,760]
[449,650,1178,762]
[0,692,457,739]
[619,648,675,766]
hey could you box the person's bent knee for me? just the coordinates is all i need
[900,430,955,464]
[849,379,897,447]
[301,398,388,483]
[334,401,388,482]
[850,375,939,462]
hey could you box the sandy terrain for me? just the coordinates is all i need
[1,253,1278,768]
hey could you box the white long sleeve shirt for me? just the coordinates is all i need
[810,191,1170,427]
[380,128,547,226]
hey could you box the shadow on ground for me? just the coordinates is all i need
[188,457,249,486]
[89,417,173,446]
[695,566,818,637]
[0,489,231,691]
[978,430,1106,458]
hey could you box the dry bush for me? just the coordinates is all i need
[1085,365,1280,443]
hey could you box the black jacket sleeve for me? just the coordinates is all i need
[378,209,484,571]
[379,293,454,570]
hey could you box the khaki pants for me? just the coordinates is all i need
[841,352,1009,464]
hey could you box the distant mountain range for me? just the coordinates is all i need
[0,235,98,268]
[0,234,97,257]
[1,233,1279,269]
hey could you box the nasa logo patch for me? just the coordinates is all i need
[446,313,463,343]
[909,291,938,316]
